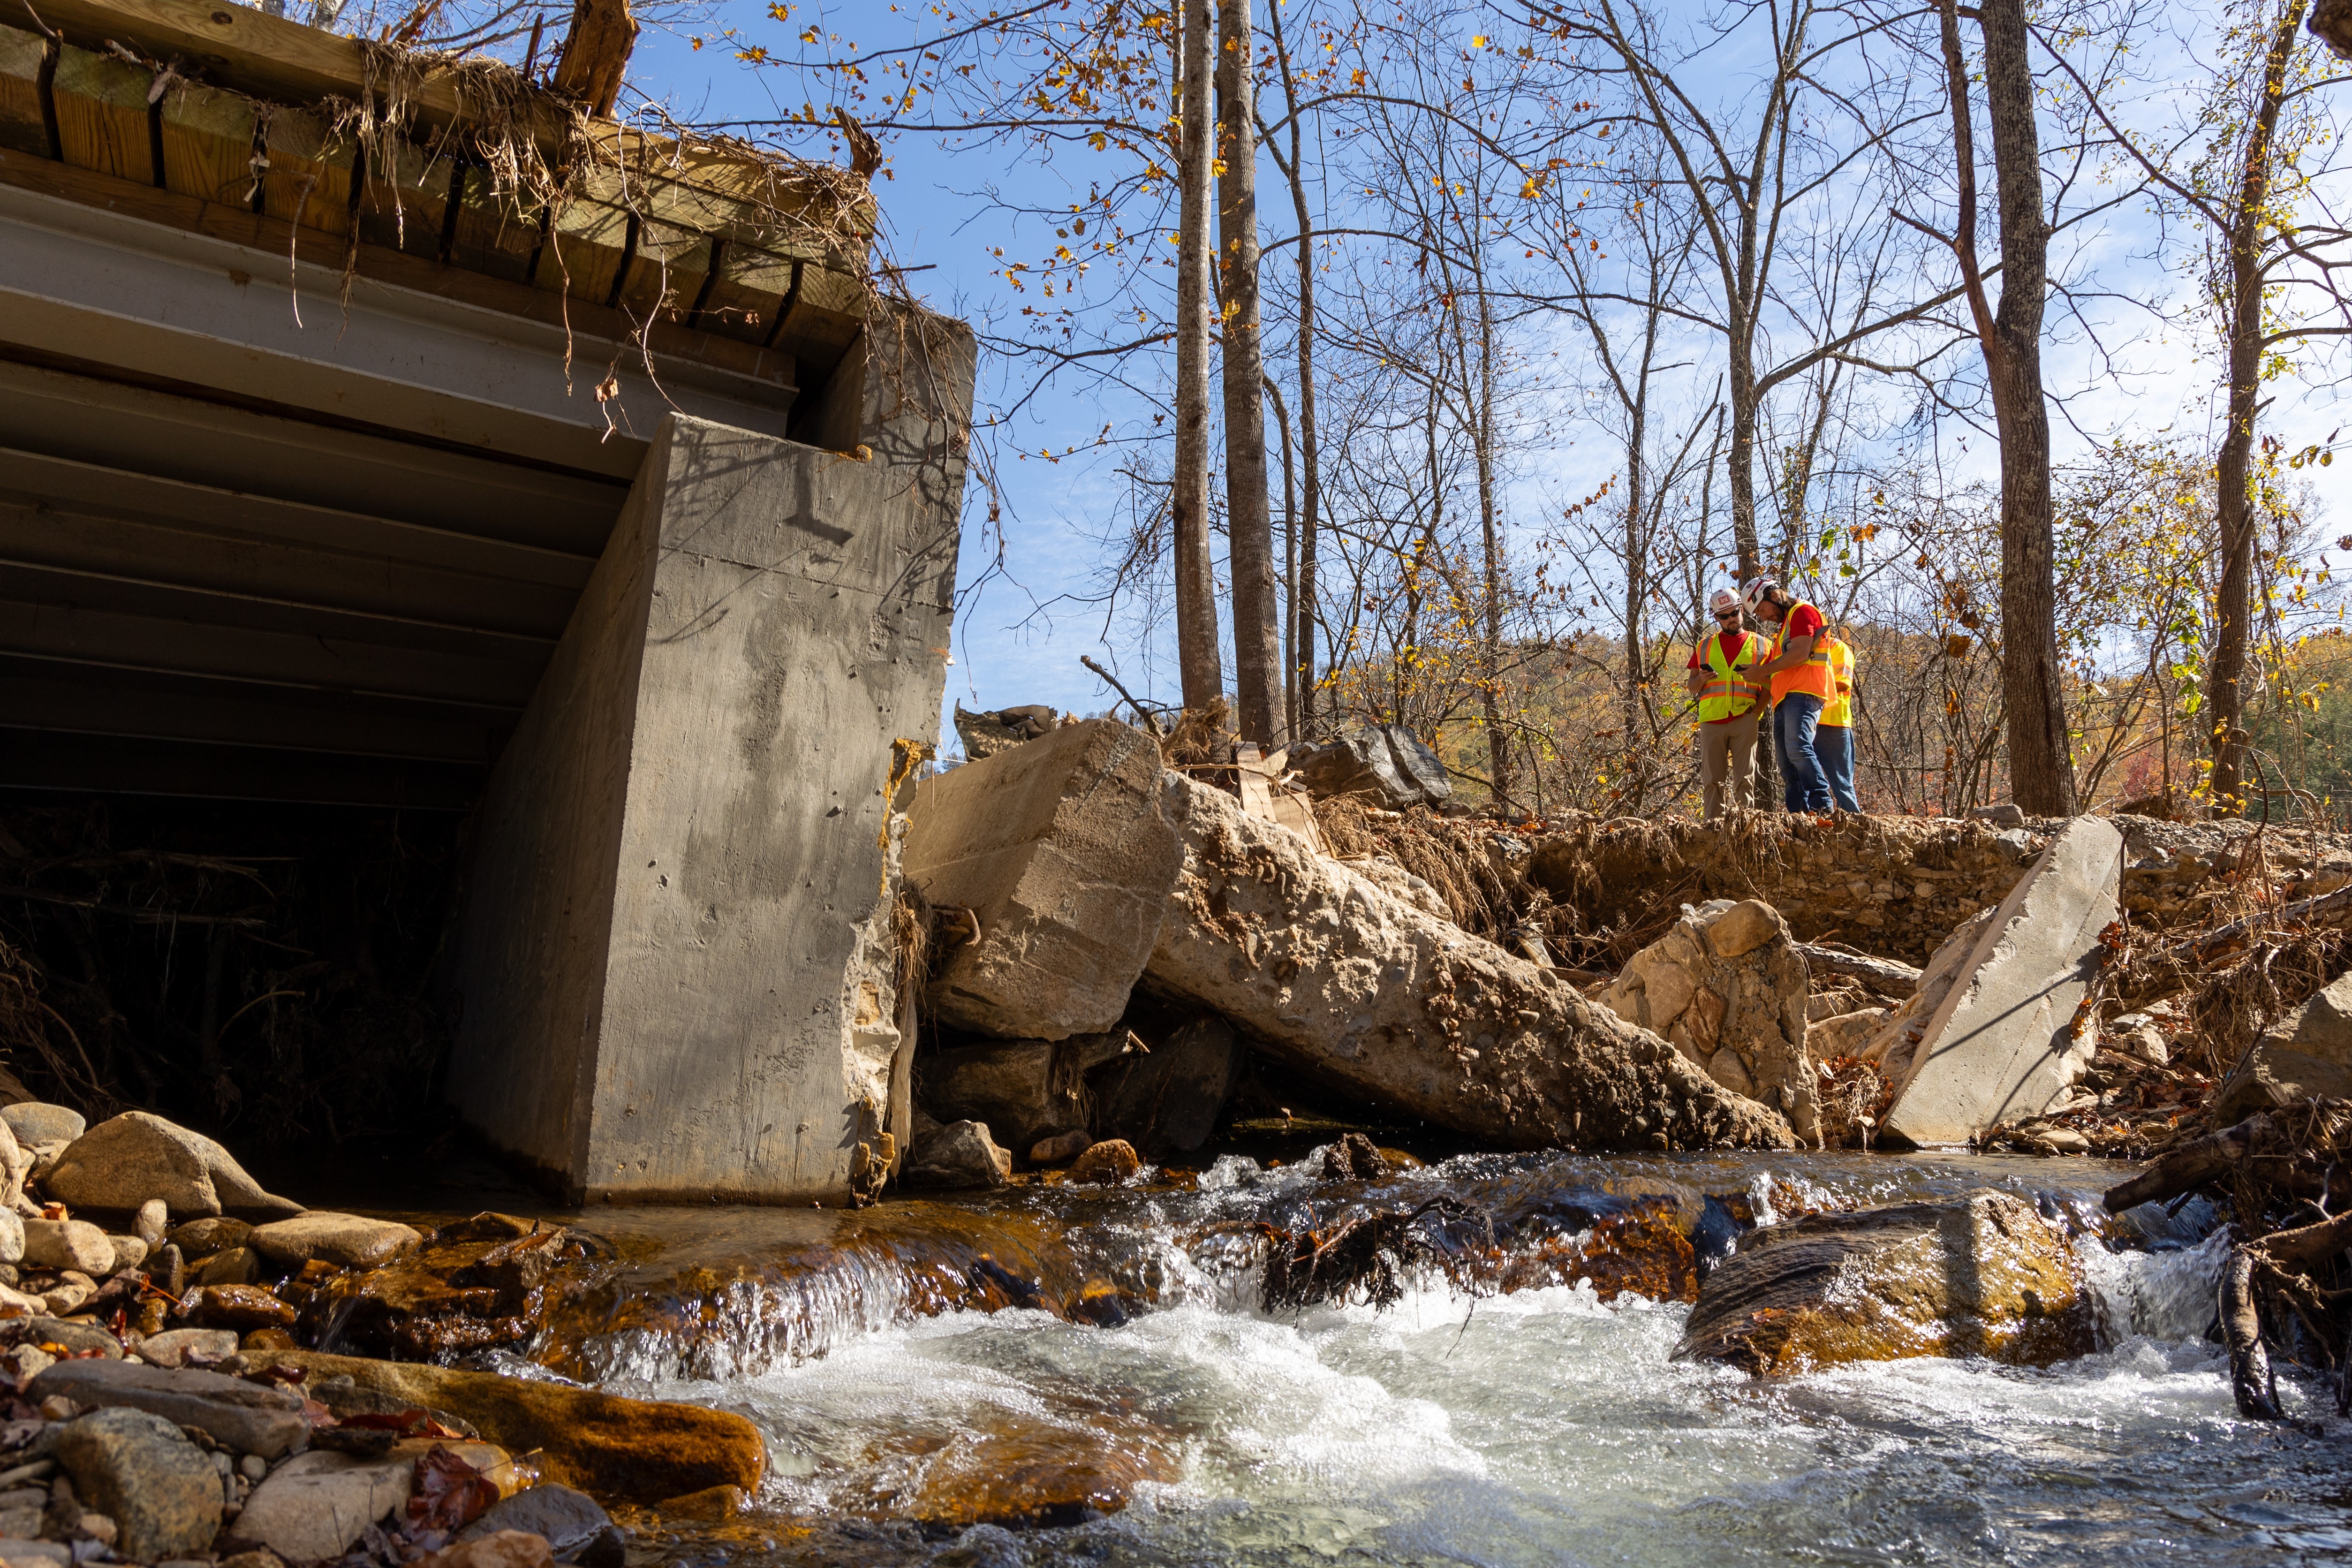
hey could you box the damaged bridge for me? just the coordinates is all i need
[0,0,974,1202]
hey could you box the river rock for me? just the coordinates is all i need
[885,1410,1184,1528]
[1600,899,1819,1145]
[44,1112,301,1218]
[1145,775,1792,1152]
[1066,1139,1140,1185]
[1673,1190,2095,1374]
[419,1530,559,1568]
[47,1406,221,1560]
[1880,817,2122,1146]
[8,1317,121,1359]
[905,718,1184,1040]
[456,1483,609,1555]
[265,1350,765,1504]
[20,1219,111,1275]
[0,1210,24,1267]
[28,1357,310,1456]
[293,1220,575,1363]
[105,1235,146,1273]
[2213,971,2352,1121]
[133,1199,167,1249]
[226,1450,414,1562]
[189,1284,297,1331]
[136,1328,240,1369]
[0,1105,81,1150]
[197,1246,263,1286]
[903,1120,1012,1189]
[1089,1015,1240,1154]
[169,1217,253,1258]
[249,1213,422,1271]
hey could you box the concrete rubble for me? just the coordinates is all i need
[2211,971,2352,1121]
[1877,817,2123,1147]
[1600,899,1820,1145]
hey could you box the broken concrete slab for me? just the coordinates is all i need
[1880,817,2123,1147]
[1600,899,1820,1144]
[1292,725,1452,809]
[2213,971,2352,1121]
[1143,773,1792,1152]
[1089,1015,1241,1155]
[902,1119,1012,1189]
[905,718,1182,1040]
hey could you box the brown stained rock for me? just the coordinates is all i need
[1065,1140,1140,1185]
[1601,900,1819,1145]
[249,1214,424,1271]
[1673,1191,2094,1375]
[874,1413,1184,1529]
[189,1284,298,1331]
[1146,776,1792,1154]
[265,1351,764,1504]
[293,1221,587,1363]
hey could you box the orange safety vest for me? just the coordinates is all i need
[1694,632,1760,723]
[1769,601,1838,705]
[1821,636,1855,727]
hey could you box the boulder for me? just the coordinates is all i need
[19,1220,110,1276]
[2214,972,2352,1121]
[1600,899,1820,1144]
[1291,725,1452,809]
[1143,774,1792,1152]
[265,1350,765,1504]
[47,1406,221,1561]
[952,702,1059,760]
[1880,817,2123,1146]
[44,1113,300,1218]
[456,1484,609,1556]
[1089,1015,1241,1155]
[248,1214,423,1272]
[226,1450,413,1562]
[904,719,1183,1040]
[915,1040,1096,1156]
[901,1120,1012,1189]
[28,1358,310,1457]
[135,1328,240,1369]
[1674,1190,2094,1374]
[1808,1008,1890,1064]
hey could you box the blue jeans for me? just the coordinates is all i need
[1816,723,1860,812]
[1774,695,1832,813]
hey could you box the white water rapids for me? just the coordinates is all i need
[556,1152,2352,1567]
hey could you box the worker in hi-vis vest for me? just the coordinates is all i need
[1815,629,1860,813]
[1744,578,1836,815]
[1684,588,1762,818]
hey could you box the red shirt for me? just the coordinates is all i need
[1779,602,1824,643]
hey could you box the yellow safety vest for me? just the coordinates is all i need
[1821,636,1855,727]
[1695,631,1760,723]
[1769,602,1837,705]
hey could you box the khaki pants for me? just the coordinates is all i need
[1699,707,1761,818]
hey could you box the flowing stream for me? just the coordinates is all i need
[459,1150,2352,1567]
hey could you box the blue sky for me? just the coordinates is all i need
[620,2,2351,755]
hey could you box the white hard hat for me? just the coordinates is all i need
[1740,578,1778,614]
[1709,589,1740,616]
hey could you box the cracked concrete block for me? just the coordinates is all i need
[1880,816,2123,1147]
[905,718,1182,1040]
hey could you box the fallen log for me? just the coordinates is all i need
[1793,943,1921,999]
[1143,774,1795,1152]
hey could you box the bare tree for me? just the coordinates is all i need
[1176,0,1226,710]
[1219,0,1285,742]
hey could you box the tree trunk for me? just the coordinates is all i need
[1265,1,1321,740]
[1978,0,2075,814]
[1468,282,1513,811]
[1218,0,1283,745]
[2209,0,2308,818]
[1173,0,1224,711]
